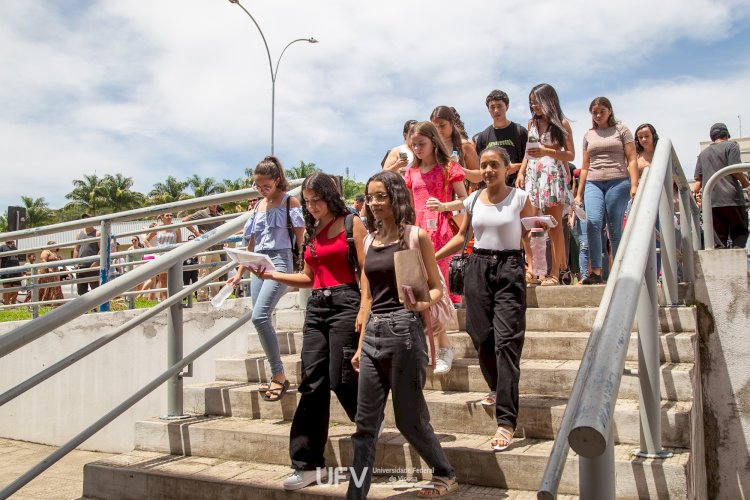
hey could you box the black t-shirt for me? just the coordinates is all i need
[475,122,528,186]
[0,244,22,278]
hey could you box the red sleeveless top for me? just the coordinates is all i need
[304,217,356,289]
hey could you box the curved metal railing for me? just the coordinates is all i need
[701,162,750,249]
[537,139,703,499]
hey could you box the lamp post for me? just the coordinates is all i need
[228,0,318,155]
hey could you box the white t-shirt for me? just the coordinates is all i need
[464,188,528,251]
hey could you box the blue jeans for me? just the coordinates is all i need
[584,178,630,270]
[577,217,610,281]
[250,248,292,377]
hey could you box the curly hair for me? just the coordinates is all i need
[300,172,349,262]
[254,155,290,191]
[363,171,415,250]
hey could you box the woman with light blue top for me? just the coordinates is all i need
[228,156,305,402]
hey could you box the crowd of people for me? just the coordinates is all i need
[214,85,748,499]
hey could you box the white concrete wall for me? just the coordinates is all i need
[0,297,271,453]
[694,249,750,499]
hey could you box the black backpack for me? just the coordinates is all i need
[344,213,361,282]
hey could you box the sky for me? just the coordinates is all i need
[1,0,749,209]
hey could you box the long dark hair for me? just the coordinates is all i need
[254,155,290,191]
[363,171,415,250]
[634,123,659,154]
[529,83,568,147]
[588,96,617,129]
[411,121,454,192]
[300,172,349,260]
[430,106,464,166]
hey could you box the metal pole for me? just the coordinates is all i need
[98,220,111,312]
[634,232,672,459]
[165,261,185,419]
[658,167,678,305]
[579,425,615,500]
[30,267,39,319]
[678,187,696,282]
[126,254,135,310]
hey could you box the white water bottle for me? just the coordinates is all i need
[211,284,234,308]
[530,228,547,277]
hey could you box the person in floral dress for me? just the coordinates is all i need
[516,83,575,286]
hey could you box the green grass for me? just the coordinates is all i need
[0,297,163,322]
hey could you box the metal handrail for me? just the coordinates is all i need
[701,163,750,248]
[537,138,702,499]
[0,180,305,497]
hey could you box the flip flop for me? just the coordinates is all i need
[261,379,290,402]
[416,476,458,498]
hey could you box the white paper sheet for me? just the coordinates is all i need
[224,248,277,271]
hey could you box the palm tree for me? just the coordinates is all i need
[244,166,254,178]
[285,161,319,180]
[21,196,54,227]
[222,177,251,193]
[187,175,224,198]
[65,174,105,214]
[148,176,190,205]
[100,174,145,213]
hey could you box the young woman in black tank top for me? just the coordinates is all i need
[348,171,458,499]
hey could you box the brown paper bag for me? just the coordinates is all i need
[394,248,430,304]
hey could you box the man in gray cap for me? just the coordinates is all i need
[692,123,749,248]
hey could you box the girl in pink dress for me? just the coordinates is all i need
[404,121,467,375]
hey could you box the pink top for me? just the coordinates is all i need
[304,217,356,289]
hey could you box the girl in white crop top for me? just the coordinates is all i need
[436,146,535,453]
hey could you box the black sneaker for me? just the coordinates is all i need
[580,273,602,285]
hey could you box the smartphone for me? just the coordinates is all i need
[398,151,408,161]
[401,285,416,304]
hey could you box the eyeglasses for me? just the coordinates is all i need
[365,192,389,204]
[252,183,274,193]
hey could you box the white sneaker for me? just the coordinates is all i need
[282,468,327,490]
[433,347,455,375]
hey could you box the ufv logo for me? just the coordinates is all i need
[316,467,368,488]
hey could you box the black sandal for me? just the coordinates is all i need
[261,379,290,402]
[559,268,573,285]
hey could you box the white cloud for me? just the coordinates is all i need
[0,0,748,208]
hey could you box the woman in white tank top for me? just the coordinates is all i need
[436,146,536,452]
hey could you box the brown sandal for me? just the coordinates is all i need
[525,271,541,286]
[417,476,458,498]
[490,425,515,452]
[540,275,560,286]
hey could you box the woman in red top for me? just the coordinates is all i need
[253,172,367,491]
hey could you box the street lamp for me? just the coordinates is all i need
[228,0,318,155]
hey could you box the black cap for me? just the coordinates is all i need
[709,122,730,141]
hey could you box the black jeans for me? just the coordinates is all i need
[711,205,749,249]
[464,248,526,428]
[76,267,99,296]
[290,284,360,471]
[347,309,454,500]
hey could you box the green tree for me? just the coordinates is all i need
[20,196,54,227]
[285,161,319,180]
[222,177,251,192]
[148,176,190,205]
[187,175,224,198]
[0,213,7,232]
[100,174,145,213]
[65,174,105,214]
[244,166,254,178]
[342,178,366,203]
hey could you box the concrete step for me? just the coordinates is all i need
[83,451,578,499]
[184,382,691,448]
[273,306,695,334]
[131,417,689,498]
[251,329,695,363]
[215,354,695,402]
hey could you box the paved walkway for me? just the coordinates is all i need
[0,438,117,500]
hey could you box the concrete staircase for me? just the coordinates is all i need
[82,286,696,499]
